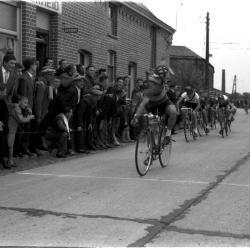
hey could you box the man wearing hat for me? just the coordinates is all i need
[34,67,56,150]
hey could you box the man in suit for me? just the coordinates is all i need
[16,57,39,156]
[0,53,16,169]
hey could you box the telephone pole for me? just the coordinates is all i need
[205,12,210,94]
[232,75,237,103]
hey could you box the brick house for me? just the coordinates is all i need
[0,1,175,97]
[169,45,214,92]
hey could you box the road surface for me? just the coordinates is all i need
[0,109,250,247]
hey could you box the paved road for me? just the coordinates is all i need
[0,109,250,247]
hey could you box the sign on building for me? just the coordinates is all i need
[27,0,62,14]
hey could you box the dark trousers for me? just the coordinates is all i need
[0,99,9,160]
[45,129,68,155]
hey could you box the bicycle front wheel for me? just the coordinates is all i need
[135,129,152,176]
[184,118,192,142]
[159,127,172,168]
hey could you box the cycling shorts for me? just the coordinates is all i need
[183,101,198,110]
[145,98,173,117]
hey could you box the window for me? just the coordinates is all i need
[109,4,118,36]
[151,26,157,68]
[107,50,116,83]
[78,50,92,68]
[0,2,17,31]
[0,34,15,61]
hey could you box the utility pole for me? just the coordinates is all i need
[221,69,226,93]
[232,75,237,103]
[205,12,210,94]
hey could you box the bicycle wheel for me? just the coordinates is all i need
[184,118,192,142]
[227,119,231,133]
[197,112,207,136]
[219,120,224,138]
[135,129,153,176]
[224,118,229,136]
[159,127,172,168]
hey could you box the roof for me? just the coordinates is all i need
[118,1,175,34]
[169,46,202,59]
[170,46,214,70]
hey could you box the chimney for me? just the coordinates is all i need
[222,69,226,93]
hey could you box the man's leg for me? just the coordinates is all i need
[165,104,177,137]
[192,111,198,135]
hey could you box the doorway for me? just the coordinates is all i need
[36,31,48,69]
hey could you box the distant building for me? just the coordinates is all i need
[169,46,214,91]
[0,1,175,97]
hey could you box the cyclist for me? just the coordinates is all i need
[176,86,201,137]
[207,95,217,128]
[132,65,177,144]
[243,99,249,114]
[217,94,230,134]
[228,99,237,122]
[199,94,210,133]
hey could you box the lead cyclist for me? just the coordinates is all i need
[132,65,177,144]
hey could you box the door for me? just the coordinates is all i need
[36,31,48,69]
[36,42,47,69]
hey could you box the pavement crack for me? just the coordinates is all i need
[0,205,157,225]
[164,225,250,240]
[128,151,250,247]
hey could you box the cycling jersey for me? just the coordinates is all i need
[218,95,229,108]
[181,92,200,110]
[181,92,200,104]
[143,76,169,107]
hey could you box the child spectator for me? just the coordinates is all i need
[7,95,34,168]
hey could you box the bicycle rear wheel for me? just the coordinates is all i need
[135,129,152,176]
[159,127,172,168]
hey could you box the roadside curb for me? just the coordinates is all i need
[0,142,135,176]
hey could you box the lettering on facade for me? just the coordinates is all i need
[30,0,62,14]
[63,27,78,34]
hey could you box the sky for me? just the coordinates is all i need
[142,0,250,94]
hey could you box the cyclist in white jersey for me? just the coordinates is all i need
[177,86,200,137]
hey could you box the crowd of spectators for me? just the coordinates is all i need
[1,52,155,169]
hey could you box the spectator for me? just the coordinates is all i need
[0,52,16,168]
[7,95,34,168]
[45,107,72,158]
[34,68,56,149]
[39,77,61,150]
[56,59,68,76]
[131,78,143,115]
[60,64,77,88]
[96,70,114,148]
[84,65,96,94]
[12,63,24,157]
[16,57,39,156]
[76,64,85,76]
[44,57,54,68]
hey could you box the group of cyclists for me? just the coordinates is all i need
[132,64,237,141]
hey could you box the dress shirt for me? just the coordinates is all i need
[2,66,9,84]
[76,86,81,104]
